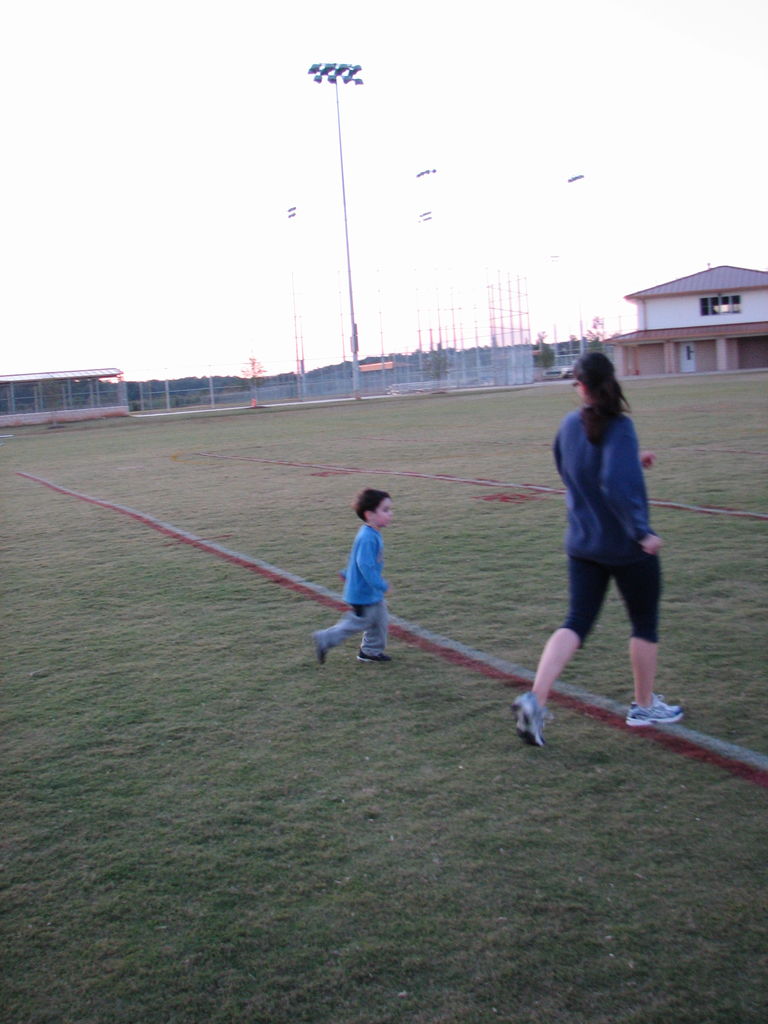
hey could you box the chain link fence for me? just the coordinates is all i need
[128,344,536,412]
[2,342,614,423]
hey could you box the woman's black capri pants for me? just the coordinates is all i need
[562,554,661,645]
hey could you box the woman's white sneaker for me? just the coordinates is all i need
[626,694,683,727]
[512,692,547,746]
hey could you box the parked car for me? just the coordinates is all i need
[541,366,574,381]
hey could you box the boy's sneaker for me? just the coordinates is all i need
[512,692,546,746]
[357,650,392,663]
[626,693,683,727]
[312,632,327,665]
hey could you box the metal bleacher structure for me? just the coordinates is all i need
[0,369,128,427]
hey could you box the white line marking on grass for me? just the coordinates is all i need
[392,617,768,776]
[16,470,768,788]
[196,454,768,521]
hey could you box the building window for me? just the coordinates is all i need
[700,294,741,316]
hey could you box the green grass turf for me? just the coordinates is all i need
[2,373,767,1023]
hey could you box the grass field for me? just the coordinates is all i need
[2,372,767,1023]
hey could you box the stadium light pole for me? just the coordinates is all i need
[287,206,305,401]
[308,62,363,399]
[567,173,587,356]
[415,168,437,373]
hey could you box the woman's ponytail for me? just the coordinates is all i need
[573,353,629,444]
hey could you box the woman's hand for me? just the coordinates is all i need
[640,533,663,555]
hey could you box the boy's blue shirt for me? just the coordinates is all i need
[555,409,654,564]
[342,523,389,605]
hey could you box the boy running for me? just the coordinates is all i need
[312,488,393,664]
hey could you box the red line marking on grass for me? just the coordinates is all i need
[17,470,768,789]
[477,492,546,503]
[196,453,768,521]
[387,628,768,788]
[680,447,768,456]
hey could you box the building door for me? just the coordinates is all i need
[680,342,696,372]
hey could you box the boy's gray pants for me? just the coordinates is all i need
[318,601,388,656]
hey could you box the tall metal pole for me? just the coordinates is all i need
[416,300,424,373]
[416,168,436,381]
[291,271,303,401]
[567,173,587,356]
[333,77,361,399]
[287,207,304,401]
[378,271,387,394]
[309,63,363,400]
[337,271,347,365]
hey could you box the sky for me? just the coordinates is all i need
[2,0,766,381]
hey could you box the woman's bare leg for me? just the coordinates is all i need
[630,637,657,707]
[532,628,581,706]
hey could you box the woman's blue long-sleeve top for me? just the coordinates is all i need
[554,409,654,565]
[342,524,389,605]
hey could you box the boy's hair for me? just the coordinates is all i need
[354,488,391,521]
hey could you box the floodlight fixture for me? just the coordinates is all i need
[309,62,363,85]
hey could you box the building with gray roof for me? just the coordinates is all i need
[612,266,768,376]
